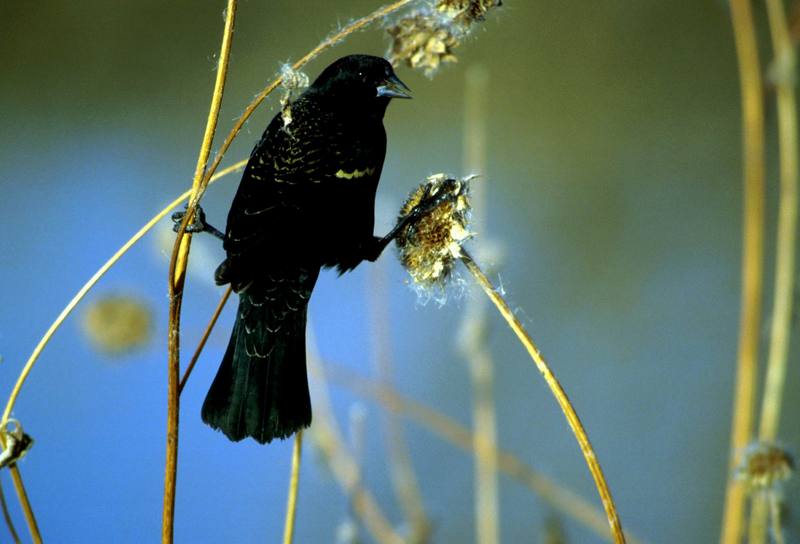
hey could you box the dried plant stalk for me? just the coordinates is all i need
[282,431,304,544]
[720,0,766,542]
[458,65,499,544]
[163,2,237,542]
[0,475,20,544]
[748,0,798,540]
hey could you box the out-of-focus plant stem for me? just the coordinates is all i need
[164,2,237,542]
[368,263,431,542]
[458,65,499,544]
[0,474,21,543]
[749,0,797,542]
[306,336,405,544]
[721,0,765,542]
[323,364,646,544]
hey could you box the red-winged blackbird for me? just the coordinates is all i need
[190,55,423,444]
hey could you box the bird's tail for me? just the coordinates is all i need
[201,287,312,444]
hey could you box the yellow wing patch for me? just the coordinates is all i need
[335,167,375,180]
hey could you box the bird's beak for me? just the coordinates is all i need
[377,73,412,99]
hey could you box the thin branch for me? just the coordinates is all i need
[179,286,233,395]
[323,364,646,544]
[749,0,797,541]
[721,0,766,542]
[758,0,798,453]
[8,468,39,543]
[0,476,21,544]
[459,250,626,543]
[282,431,304,544]
[163,2,237,542]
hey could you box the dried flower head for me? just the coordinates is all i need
[82,293,152,356]
[387,10,461,77]
[397,174,472,291]
[437,0,503,24]
[735,442,794,492]
[387,0,500,76]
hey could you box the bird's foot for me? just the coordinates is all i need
[171,205,225,240]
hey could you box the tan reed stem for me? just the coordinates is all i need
[748,0,797,541]
[163,2,236,542]
[282,431,304,544]
[179,287,233,395]
[720,0,766,542]
[0,475,21,543]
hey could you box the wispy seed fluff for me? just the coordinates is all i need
[397,174,472,291]
[735,442,794,492]
[387,1,501,77]
[279,64,309,128]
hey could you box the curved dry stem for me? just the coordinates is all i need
[179,286,233,395]
[459,249,626,543]
[758,0,798,452]
[0,476,21,544]
[7,468,39,543]
[748,0,797,541]
[163,2,237,542]
[282,431,304,544]
[721,1,766,542]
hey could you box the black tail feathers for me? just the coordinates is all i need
[201,291,312,444]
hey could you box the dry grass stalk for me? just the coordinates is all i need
[282,431,304,544]
[164,2,237,542]
[458,65,500,544]
[720,0,766,542]
[748,0,799,540]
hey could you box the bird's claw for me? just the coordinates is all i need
[172,205,209,234]
[406,184,459,222]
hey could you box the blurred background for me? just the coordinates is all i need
[1,1,798,542]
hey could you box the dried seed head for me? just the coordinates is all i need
[387,10,461,77]
[437,0,503,24]
[736,442,794,492]
[387,1,500,76]
[397,174,472,291]
[82,294,152,356]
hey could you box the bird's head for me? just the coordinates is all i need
[308,54,411,115]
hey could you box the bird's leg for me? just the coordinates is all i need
[362,186,456,262]
[171,205,225,241]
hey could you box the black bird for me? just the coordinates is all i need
[185,55,433,444]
